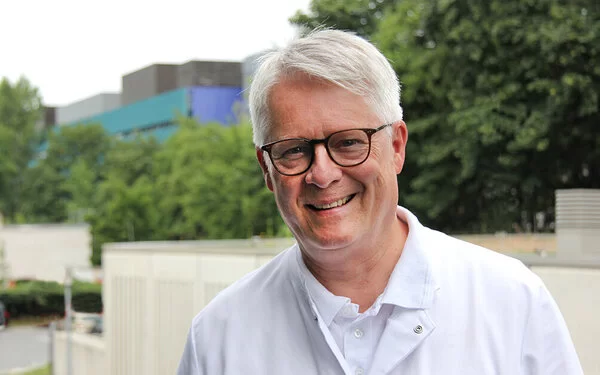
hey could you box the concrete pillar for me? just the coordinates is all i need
[555,189,600,258]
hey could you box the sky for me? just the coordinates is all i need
[0,0,311,106]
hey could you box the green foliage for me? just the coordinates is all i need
[86,120,284,265]
[290,0,393,37]
[155,119,284,240]
[19,124,111,223]
[88,136,163,265]
[0,77,42,221]
[0,280,102,318]
[2,102,285,266]
[23,364,51,375]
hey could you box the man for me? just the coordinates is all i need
[178,29,582,374]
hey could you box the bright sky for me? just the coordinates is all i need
[0,0,311,106]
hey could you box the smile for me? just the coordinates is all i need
[308,194,355,211]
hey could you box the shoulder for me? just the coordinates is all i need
[423,227,542,293]
[399,206,536,289]
[189,245,298,334]
[181,245,308,372]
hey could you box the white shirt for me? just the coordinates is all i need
[178,207,583,375]
[297,239,410,375]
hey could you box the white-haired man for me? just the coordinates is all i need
[178,29,582,375]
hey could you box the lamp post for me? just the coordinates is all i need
[64,266,73,375]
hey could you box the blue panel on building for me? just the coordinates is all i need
[68,88,188,135]
[189,86,243,125]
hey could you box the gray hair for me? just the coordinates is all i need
[249,29,403,147]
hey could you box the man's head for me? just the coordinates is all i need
[249,29,403,147]
[249,29,407,256]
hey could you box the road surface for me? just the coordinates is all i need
[0,326,49,373]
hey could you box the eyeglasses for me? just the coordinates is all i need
[260,123,392,176]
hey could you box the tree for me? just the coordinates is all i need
[88,120,286,265]
[87,136,162,265]
[155,118,284,240]
[374,0,600,232]
[20,123,111,222]
[290,0,393,37]
[0,77,42,221]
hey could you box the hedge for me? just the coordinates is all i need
[0,280,102,319]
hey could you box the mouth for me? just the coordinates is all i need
[307,194,356,211]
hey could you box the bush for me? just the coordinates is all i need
[0,280,102,318]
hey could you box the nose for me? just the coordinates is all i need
[304,144,342,188]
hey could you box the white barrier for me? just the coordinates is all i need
[52,331,106,375]
[102,239,292,375]
[529,265,600,375]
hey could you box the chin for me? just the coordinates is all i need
[301,230,358,251]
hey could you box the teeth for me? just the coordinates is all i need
[313,196,351,210]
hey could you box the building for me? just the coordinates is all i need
[56,93,122,126]
[51,60,244,142]
[0,223,92,283]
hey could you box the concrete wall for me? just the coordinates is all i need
[556,189,600,258]
[53,331,106,375]
[177,60,242,88]
[100,239,599,375]
[528,265,600,374]
[56,93,121,125]
[0,224,91,282]
[456,233,556,254]
[102,239,292,375]
[122,64,178,106]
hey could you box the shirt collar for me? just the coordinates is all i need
[294,206,439,325]
[296,248,349,326]
[380,206,439,309]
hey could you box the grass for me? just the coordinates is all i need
[9,315,61,328]
[16,365,50,375]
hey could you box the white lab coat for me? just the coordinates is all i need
[177,207,583,375]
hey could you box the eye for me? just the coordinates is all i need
[273,142,311,160]
[339,139,361,147]
[282,146,306,157]
[331,137,368,150]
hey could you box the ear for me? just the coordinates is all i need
[391,121,408,175]
[256,148,274,192]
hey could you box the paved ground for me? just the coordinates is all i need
[0,326,49,373]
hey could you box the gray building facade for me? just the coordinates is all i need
[177,60,242,88]
[121,64,179,106]
[56,93,121,125]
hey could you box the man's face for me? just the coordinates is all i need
[257,76,407,255]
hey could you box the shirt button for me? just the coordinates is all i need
[353,328,364,338]
[355,367,365,375]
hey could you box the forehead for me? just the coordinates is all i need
[267,75,379,140]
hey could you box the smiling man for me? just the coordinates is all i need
[177,30,582,375]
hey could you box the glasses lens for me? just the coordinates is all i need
[327,129,371,166]
[270,140,312,175]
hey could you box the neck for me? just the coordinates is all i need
[301,217,408,312]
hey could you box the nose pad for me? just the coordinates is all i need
[304,144,342,188]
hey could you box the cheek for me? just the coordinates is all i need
[272,177,301,208]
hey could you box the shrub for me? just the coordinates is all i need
[0,279,102,318]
